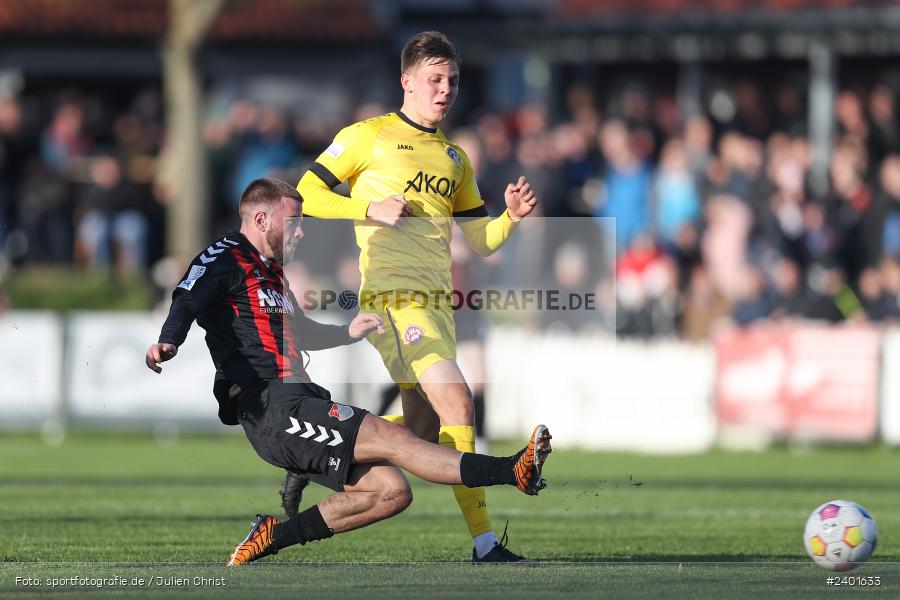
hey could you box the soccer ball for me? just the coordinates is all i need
[804,500,877,571]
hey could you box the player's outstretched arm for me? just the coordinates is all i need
[145,343,177,373]
[150,247,237,373]
[348,312,386,338]
[294,311,385,351]
[454,162,537,256]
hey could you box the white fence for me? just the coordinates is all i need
[2,311,898,452]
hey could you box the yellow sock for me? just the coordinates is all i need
[381,415,404,425]
[439,425,492,537]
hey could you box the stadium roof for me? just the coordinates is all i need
[395,0,900,63]
[0,0,381,41]
[554,0,889,16]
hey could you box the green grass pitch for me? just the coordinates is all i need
[1,433,899,598]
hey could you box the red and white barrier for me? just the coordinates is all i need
[715,324,879,444]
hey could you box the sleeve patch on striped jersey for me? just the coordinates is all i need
[178,265,207,291]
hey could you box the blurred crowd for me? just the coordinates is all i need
[0,86,165,276]
[3,74,900,339]
[450,80,900,340]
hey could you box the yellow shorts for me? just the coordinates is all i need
[363,294,456,389]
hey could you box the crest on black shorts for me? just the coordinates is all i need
[328,403,354,422]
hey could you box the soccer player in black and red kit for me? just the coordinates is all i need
[145,178,552,565]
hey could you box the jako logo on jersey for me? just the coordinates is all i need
[404,171,458,198]
[258,288,295,314]
[447,146,462,166]
[404,325,425,345]
[397,144,414,151]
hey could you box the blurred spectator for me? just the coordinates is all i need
[653,139,700,246]
[867,84,899,166]
[18,161,70,262]
[230,104,299,207]
[595,120,652,252]
[763,148,806,261]
[41,101,90,175]
[836,90,869,142]
[0,94,26,249]
[830,138,879,284]
[732,265,775,326]
[615,233,677,337]
[702,194,752,301]
[475,113,518,203]
[771,257,842,322]
[74,154,147,273]
[681,266,731,341]
[683,115,713,184]
[858,266,900,322]
[877,155,900,257]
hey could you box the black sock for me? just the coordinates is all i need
[459,451,519,488]
[272,505,334,550]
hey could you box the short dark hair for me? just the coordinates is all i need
[239,178,302,221]
[401,31,460,74]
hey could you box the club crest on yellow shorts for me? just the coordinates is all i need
[404,325,425,345]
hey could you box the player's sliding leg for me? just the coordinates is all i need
[353,415,552,494]
[229,462,412,566]
[416,359,524,562]
[228,420,551,566]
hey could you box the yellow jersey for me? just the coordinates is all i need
[297,111,516,298]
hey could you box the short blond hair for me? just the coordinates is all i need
[401,31,460,74]
[238,178,302,221]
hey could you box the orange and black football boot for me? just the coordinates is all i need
[513,424,552,496]
[227,514,280,566]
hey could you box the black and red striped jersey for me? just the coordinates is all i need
[158,232,355,416]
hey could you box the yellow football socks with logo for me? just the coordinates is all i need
[439,425,492,537]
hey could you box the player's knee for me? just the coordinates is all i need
[458,400,474,425]
[375,469,412,517]
[448,387,475,425]
[381,485,412,517]
[444,396,474,426]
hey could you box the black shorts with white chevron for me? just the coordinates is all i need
[235,379,368,492]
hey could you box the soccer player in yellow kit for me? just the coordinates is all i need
[295,31,539,562]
